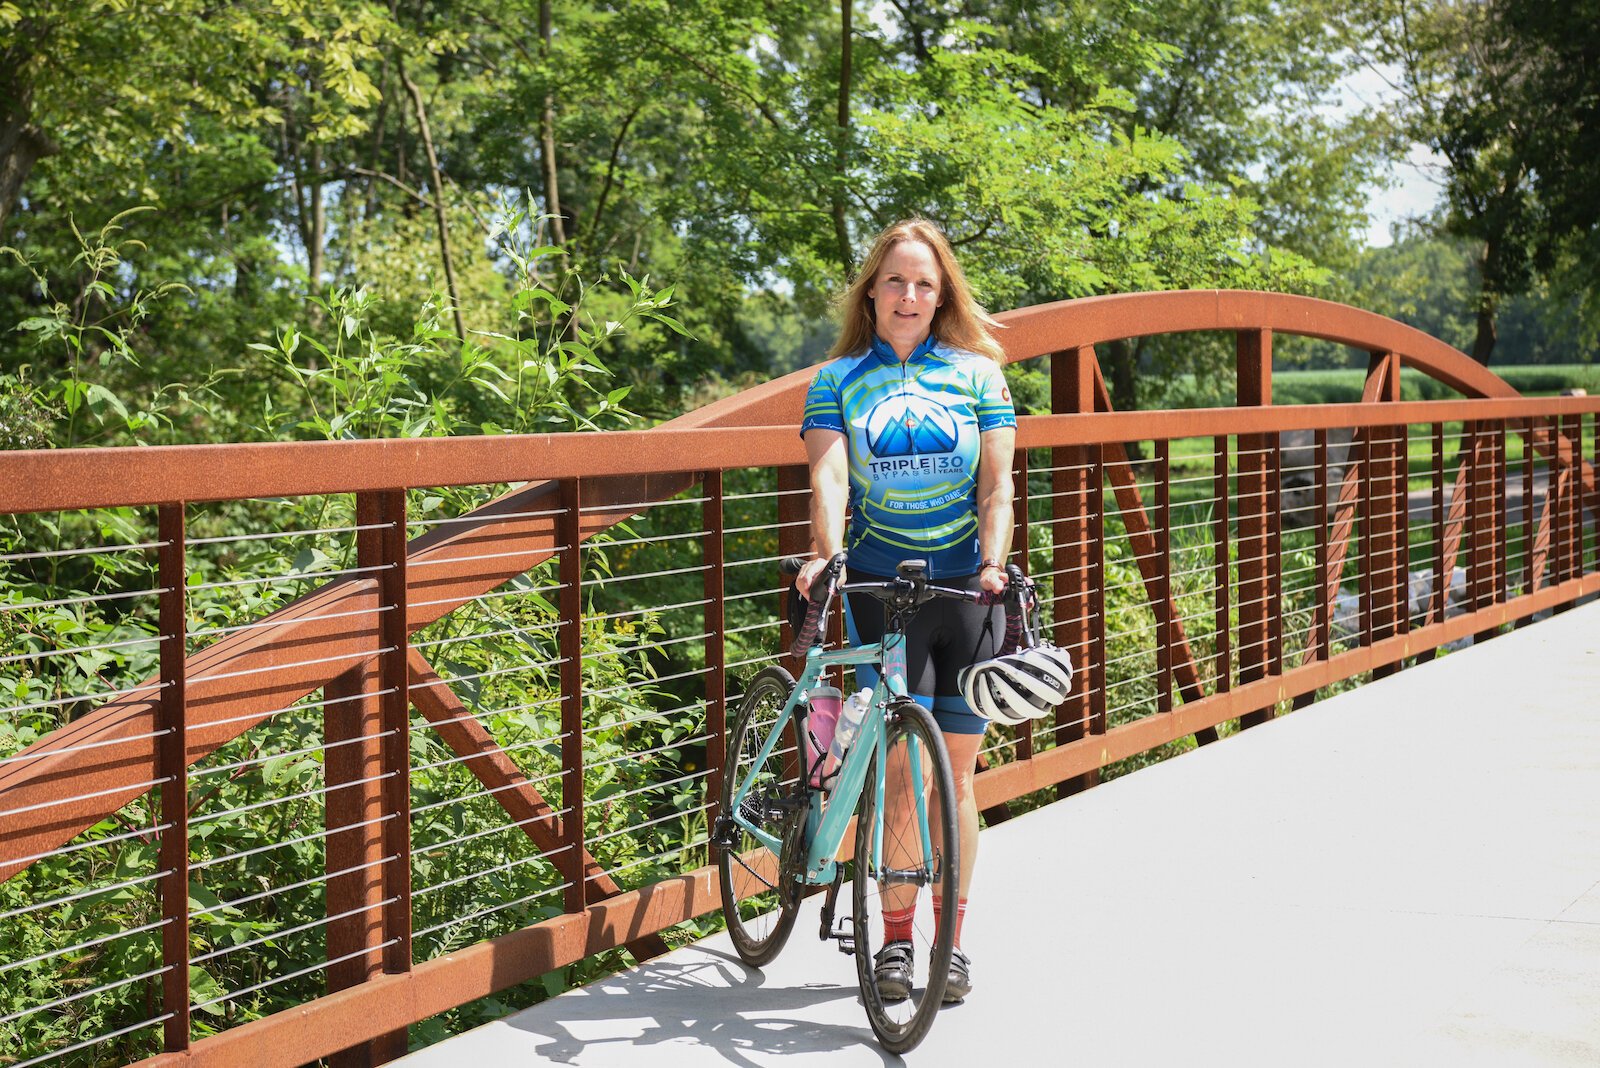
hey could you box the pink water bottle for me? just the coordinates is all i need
[820,689,874,791]
[803,686,842,788]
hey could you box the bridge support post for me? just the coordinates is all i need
[326,489,410,1066]
[156,504,191,1054]
[324,664,400,1066]
[1053,345,1101,797]
[558,478,587,916]
[1236,329,1275,728]
[703,471,728,836]
[777,464,810,777]
[1367,352,1405,678]
[1467,422,1502,641]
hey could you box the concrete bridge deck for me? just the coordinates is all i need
[397,600,1600,1067]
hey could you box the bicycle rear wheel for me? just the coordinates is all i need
[716,665,805,966]
[852,698,958,1053]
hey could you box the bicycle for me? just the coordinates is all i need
[711,552,1030,1052]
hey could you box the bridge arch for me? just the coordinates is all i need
[0,291,1594,1068]
[673,290,1521,433]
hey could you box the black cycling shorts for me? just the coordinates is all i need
[842,569,1004,735]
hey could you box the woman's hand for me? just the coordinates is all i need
[796,556,841,600]
[979,563,1008,596]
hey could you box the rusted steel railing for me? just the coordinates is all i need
[0,292,1596,1068]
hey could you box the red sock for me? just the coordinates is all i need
[932,897,969,947]
[883,905,915,944]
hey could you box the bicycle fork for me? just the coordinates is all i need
[817,858,939,958]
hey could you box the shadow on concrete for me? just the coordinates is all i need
[501,946,904,1066]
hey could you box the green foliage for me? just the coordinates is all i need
[0,368,52,448]
[2,208,221,447]
[4,0,1587,1059]
[0,202,701,1065]
[1357,0,1600,360]
[1,0,1397,419]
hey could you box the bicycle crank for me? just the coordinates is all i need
[818,869,856,955]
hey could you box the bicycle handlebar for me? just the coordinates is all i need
[781,554,1036,659]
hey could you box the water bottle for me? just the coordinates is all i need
[820,688,874,790]
[802,686,842,788]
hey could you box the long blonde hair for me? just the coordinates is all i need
[829,218,1005,362]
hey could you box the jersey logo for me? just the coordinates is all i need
[864,394,958,457]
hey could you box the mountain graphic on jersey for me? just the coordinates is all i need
[864,394,959,457]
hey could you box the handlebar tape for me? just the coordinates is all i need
[788,554,845,659]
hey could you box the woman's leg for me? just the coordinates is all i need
[939,728,984,902]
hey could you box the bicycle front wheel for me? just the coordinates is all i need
[716,665,805,966]
[852,698,959,1053]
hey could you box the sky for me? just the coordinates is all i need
[1341,62,1446,248]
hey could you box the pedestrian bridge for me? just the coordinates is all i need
[0,292,1596,1068]
[397,598,1600,1067]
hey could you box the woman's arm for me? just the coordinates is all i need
[797,428,849,597]
[976,426,1016,594]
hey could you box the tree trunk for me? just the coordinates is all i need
[308,141,325,290]
[0,39,56,237]
[1470,303,1497,366]
[0,118,53,238]
[540,0,567,249]
[584,104,640,248]
[364,59,392,222]
[1471,246,1498,366]
[0,88,54,236]
[399,61,467,344]
[832,0,853,267]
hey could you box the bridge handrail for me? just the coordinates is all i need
[0,290,1597,1068]
[1,396,1595,515]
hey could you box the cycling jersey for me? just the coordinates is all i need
[799,334,1016,579]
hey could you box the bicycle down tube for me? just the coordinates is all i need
[723,629,927,886]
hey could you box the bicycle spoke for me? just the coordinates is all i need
[853,700,959,1054]
[717,666,803,966]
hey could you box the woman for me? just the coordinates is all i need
[795,218,1015,1004]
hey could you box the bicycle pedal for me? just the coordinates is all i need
[830,922,856,955]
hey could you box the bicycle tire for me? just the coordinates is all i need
[716,665,805,966]
[852,698,958,1053]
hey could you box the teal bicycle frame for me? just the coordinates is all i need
[726,627,934,888]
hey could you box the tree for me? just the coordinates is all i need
[944,0,1391,409]
[1351,234,1596,366]
[3,0,1387,427]
[1360,0,1600,364]
[1489,0,1600,339]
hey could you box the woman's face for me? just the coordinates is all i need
[868,239,944,357]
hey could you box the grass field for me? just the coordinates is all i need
[1148,364,1599,496]
[1270,364,1600,405]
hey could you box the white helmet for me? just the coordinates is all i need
[959,643,1074,726]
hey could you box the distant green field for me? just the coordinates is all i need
[1272,364,1600,405]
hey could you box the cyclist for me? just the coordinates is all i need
[794,217,1015,1005]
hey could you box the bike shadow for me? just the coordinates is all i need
[502,945,906,1065]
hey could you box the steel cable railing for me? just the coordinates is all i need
[0,338,1596,1067]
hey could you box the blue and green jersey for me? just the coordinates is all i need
[799,334,1016,579]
